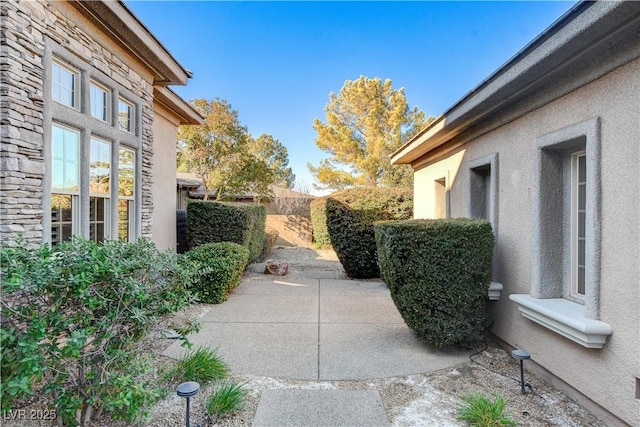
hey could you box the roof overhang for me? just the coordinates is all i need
[154,87,204,125]
[69,0,192,86]
[392,0,640,166]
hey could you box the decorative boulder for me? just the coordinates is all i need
[264,260,289,276]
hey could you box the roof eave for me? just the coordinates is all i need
[392,1,640,166]
[69,0,191,86]
[154,87,204,125]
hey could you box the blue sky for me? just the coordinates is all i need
[125,1,576,194]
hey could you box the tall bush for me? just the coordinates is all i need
[325,187,412,278]
[309,196,331,247]
[180,242,249,304]
[375,219,494,348]
[187,201,266,262]
[176,209,188,254]
[0,238,196,425]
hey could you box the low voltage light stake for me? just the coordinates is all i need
[177,381,200,427]
[511,349,531,394]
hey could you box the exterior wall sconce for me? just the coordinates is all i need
[511,349,532,394]
[177,381,201,427]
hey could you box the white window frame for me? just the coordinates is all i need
[89,137,112,242]
[51,123,80,192]
[510,118,611,349]
[90,81,111,123]
[51,123,81,245]
[468,153,502,300]
[118,98,134,133]
[434,177,448,219]
[571,151,586,300]
[50,194,79,246]
[52,60,79,109]
[44,41,142,246]
[118,147,136,242]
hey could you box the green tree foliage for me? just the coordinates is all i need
[308,76,431,190]
[178,99,295,200]
[248,134,296,196]
[179,98,250,200]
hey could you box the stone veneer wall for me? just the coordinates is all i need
[1,0,155,248]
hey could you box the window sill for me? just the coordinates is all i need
[509,294,612,348]
[488,282,503,301]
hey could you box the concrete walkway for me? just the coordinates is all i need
[162,249,471,426]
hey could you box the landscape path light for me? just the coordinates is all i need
[511,349,532,394]
[177,381,201,427]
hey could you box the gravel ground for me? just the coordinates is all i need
[5,247,607,426]
[140,344,605,427]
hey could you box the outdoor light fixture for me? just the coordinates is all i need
[177,381,201,427]
[511,349,531,394]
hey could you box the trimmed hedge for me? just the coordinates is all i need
[187,201,266,263]
[309,196,331,247]
[180,242,249,304]
[374,218,494,348]
[325,187,413,278]
[176,209,188,254]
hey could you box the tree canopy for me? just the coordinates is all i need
[248,134,295,190]
[308,76,431,190]
[178,98,294,200]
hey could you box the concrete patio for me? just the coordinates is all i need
[162,276,470,381]
[161,253,472,426]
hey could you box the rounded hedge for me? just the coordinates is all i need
[309,196,331,247]
[187,201,266,263]
[374,218,494,348]
[180,242,249,304]
[326,187,412,279]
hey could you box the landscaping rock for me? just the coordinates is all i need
[264,260,289,276]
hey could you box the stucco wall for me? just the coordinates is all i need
[266,215,313,247]
[413,58,640,425]
[1,1,158,246]
[151,104,179,251]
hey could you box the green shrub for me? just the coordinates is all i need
[457,392,516,426]
[206,380,246,422]
[169,347,229,384]
[310,196,331,247]
[325,187,412,278]
[0,238,195,426]
[374,219,494,348]
[176,209,188,254]
[180,242,249,304]
[187,201,266,262]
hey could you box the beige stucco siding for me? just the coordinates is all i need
[412,58,640,425]
[151,103,180,250]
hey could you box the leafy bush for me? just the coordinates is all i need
[0,238,195,426]
[180,242,249,304]
[187,201,266,262]
[310,196,331,247]
[375,219,494,348]
[325,187,412,278]
[168,347,229,384]
[457,392,516,426]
